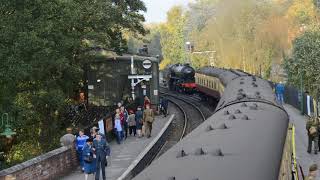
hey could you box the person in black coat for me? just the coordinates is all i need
[93,134,110,180]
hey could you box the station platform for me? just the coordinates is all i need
[61,114,174,180]
[284,104,320,176]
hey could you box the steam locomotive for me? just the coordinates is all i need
[164,63,196,92]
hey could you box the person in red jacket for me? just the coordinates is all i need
[120,106,129,139]
[144,96,151,109]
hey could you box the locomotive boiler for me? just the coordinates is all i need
[165,63,196,92]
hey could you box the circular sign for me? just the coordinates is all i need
[142,59,152,69]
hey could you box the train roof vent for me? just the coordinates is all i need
[177,149,188,158]
[224,110,230,115]
[241,102,247,107]
[252,76,256,81]
[195,147,207,156]
[217,123,228,129]
[213,148,224,156]
[250,103,258,110]
[229,115,236,120]
[252,82,258,87]
[240,81,244,85]
[235,109,241,114]
[241,115,250,120]
[238,88,244,92]
[168,177,176,180]
[206,125,214,131]
[255,91,260,95]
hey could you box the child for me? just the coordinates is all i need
[114,114,122,144]
[128,110,137,136]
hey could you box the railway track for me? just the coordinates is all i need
[159,86,216,118]
[153,89,209,159]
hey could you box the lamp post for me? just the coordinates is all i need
[1,113,16,139]
[97,79,106,106]
[300,72,304,115]
[185,41,191,64]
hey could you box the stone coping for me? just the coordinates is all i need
[117,114,175,180]
[0,146,70,176]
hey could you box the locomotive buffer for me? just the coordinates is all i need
[128,56,152,100]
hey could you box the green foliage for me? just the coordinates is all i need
[0,0,146,169]
[160,6,187,65]
[284,29,320,96]
[127,25,162,57]
[5,141,42,166]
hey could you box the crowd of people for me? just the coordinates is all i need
[60,127,110,180]
[59,96,169,180]
[112,96,168,144]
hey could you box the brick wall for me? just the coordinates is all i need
[0,146,78,180]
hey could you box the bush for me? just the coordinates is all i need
[5,141,42,167]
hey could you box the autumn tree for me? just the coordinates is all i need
[159,6,187,69]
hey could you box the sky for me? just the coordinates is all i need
[143,0,194,23]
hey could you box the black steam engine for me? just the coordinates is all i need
[165,63,196,92]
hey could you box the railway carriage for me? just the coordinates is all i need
[134,67,296,180]
[195,72,224,102]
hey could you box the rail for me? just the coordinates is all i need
[160,91,206,122]
[160,95,188,140]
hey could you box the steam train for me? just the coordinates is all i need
[164,63,196,92]
[164,64,250,104]
[134,67,293,180]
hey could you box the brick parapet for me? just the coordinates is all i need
[0,146,78,180]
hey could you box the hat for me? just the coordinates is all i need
[129,110,134,114]
[309,164,318,172]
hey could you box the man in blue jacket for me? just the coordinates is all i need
[93,134,110,180]
[275,82,285,104]
[76,129,89,171]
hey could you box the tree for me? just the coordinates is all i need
[284,30,320,98]
[0,0,146,168]
[159,6,187,68]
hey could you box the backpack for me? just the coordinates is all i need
[309,126,317,135]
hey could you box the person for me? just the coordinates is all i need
[128,110,136,136]
[82,138,96,180]
[144,96,151,109]
[143,104,154,138]
[120,106,129,139]
[306,164,318,180]
[160,97,169,117]
[114,114,123,144]
[275,82,285,104]
[306,116,319,154]
[135,107,143,138]
[93,134,110,180]
[91,126,106,140]
[76,129,89,171]
[60,127,76,147]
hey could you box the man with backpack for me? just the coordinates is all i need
[306,116,319,154]
[143,104,154,138]
[93,134,110,180]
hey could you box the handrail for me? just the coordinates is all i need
[292,125,299,180]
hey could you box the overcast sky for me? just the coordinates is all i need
[143,0,194,23]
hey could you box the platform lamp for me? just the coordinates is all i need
[1,113,16,138]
